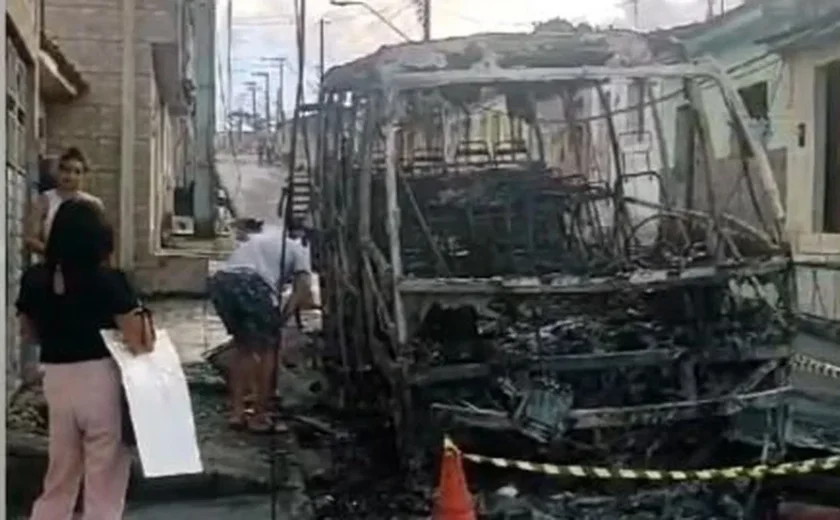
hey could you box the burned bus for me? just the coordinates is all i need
[312,26,794,474]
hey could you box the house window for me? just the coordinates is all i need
[732,81,769,158]
[738,82,769,120]
[5,35,30,383]
[627,79,645,141]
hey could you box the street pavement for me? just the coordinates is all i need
[149,298,227,364]
[125,496,272,519]
[216,153,285,225]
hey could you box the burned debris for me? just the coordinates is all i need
[312,21,793,500]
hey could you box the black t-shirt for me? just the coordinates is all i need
[16,264,140,364]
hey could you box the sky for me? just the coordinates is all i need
[216,0,739,125]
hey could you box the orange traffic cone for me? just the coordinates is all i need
[432,437,476,520]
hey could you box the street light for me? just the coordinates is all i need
[329,0,413,42]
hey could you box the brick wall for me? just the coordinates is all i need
[6,0,40,399]
[44,0,207,294]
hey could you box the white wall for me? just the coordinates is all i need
[656,37,840,321]
[784,43,840,250]
[657,44,788,167]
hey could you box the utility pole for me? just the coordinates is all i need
[244,81,258,128]
[706,0,714,20]
[193,0,217,238]
[226,0,233,127]
[319,18,326,86]
[627,0,639,27]
[261,57,286,125]
[253,71,270,132]
[422,0,430,41]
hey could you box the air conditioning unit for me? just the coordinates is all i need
[171,215,195,236]
[216,219,232,237]
[215,206,233,237]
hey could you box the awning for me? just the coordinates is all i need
[152,42,190,116]
[758,9,840,53]
[39,33,87,102]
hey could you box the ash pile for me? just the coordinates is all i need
[480,482,762,519]
[395,174,795,467]
[408,261,793,461]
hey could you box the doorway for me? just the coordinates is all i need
[821,59,840,232]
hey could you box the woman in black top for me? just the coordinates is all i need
[18,199,152,520]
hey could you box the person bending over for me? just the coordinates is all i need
[209,220,313,432]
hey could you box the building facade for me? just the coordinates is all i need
[655,0,840,320]
[6,0,42,399]
[42,0,209,294]
[5,0,91,395]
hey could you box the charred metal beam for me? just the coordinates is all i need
[409,343,790,386]
[384,63,719,91]
[398,257,789,297]
[432,386,790,432]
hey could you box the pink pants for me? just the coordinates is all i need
[30,358,130,520]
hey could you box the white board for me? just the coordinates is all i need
[101,328,203,478]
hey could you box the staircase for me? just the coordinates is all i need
[288,167,312,224]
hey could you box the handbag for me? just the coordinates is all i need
[120,305,155,447]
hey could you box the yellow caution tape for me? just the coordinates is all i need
[793,354,840,379]
[460,452,840,481]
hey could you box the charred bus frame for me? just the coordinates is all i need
[313,32,794,472]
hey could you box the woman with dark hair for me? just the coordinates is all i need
[17,199,152,520]
[26,146,104,255]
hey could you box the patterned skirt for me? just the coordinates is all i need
[208,268,281,347]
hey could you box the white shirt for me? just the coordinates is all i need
[43,189,103,240]
[222,225,312,289]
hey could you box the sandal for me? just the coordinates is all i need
[246,414,289,434]
[227,412,247,431]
